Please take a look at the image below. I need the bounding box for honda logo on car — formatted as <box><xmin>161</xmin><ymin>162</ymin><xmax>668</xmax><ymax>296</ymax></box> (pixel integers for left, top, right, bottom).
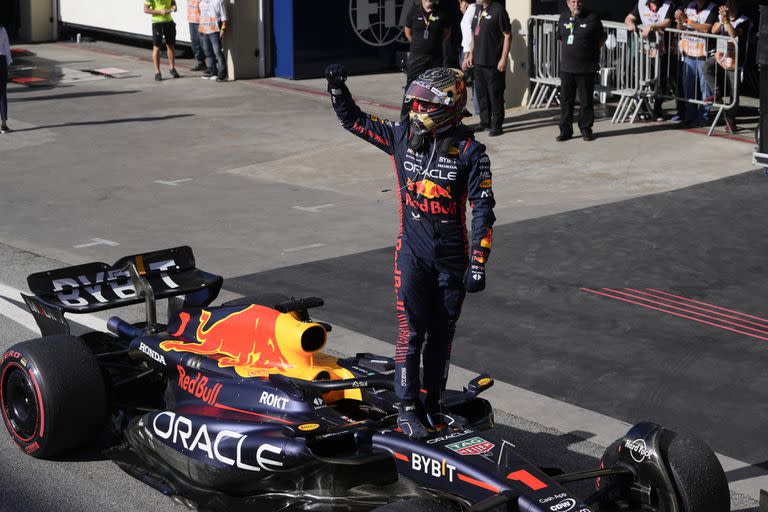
<box><xmin>550</xmin><ymin>498</ymin><xmax>576</xmax><ymax>512</ymax></box>
<box><xmin>411</xmin><ymin>453</ymin><xmax>456</xmax><ymax>482</ymax></box>
<box><xmin>152</xmin><ymin>412</ymin><xmax>283</xmax><ymax>472</ymax></box>
<box><xmin>625</xmin><ymin>438</ymin><xmax>655</xmax><ymax>462</ymax></box>
<box><xmin>139</xmin><ymin>343</ymin><xmax>166</xmax><ymax>365</ymax></box>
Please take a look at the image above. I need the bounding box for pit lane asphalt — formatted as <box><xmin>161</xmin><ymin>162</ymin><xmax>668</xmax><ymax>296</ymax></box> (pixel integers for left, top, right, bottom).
<box><xmin>0</xmin><ymin>41</ymin><xmax>762</xmax><ymax>511</ymax></box>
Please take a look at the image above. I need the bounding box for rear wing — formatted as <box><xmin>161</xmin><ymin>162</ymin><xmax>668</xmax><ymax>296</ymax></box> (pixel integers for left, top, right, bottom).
<box><xmin>23</xmin><ymin>246</ymin><xmax>223</xmax><ymax>335</ymax></box>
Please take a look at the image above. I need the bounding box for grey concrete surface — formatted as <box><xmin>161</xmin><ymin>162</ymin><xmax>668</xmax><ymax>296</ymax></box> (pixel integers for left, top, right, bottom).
<box><xmin>0</xmin><ymin>41</ymin><xmax>762</xmax><ymax>511</ymax></box>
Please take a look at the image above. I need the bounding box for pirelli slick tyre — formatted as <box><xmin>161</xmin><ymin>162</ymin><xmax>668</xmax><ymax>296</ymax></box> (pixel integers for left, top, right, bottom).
<box><xmin>0</xmin><ymin>335</ymin><xmax>108</xmax><ymax>458</ymax></box>
<box><xmin>371</xmin><ymin>498</ymin><xmax>447</xmax><ymax>512</ymax></box>
<box><xmin>599</xmin><ymin>428</ymin><xmax>729</xmax><ymax>512</ymax></box>
<box><xmin>659</xmin><ymin>429</ymin><xmax>729</xmax><ymax>512</ymax></box>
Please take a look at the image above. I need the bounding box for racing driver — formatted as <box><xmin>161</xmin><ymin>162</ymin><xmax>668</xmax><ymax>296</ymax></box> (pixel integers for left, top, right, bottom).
<box><xmin>326</xmin><ymin>64</ymin><xmax>496</xmax><ymax>438</ymax></box>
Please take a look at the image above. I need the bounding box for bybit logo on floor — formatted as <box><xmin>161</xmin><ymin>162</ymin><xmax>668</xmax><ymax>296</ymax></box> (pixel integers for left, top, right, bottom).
<box><xmin>349</xmin><ymin>0</ymin><xmax>408</xmax><ymax>47</ymax></box>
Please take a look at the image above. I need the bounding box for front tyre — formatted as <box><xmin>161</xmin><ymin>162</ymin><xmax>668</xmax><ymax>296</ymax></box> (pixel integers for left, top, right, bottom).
<box><xmin>0</xmin><ymin>336</ymin><xmax>108</xmax><ymax>458</ymax></box>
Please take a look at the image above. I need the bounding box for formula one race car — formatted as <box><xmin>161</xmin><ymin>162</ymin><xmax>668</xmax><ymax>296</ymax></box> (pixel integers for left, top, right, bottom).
<box><xmin>1</xmin><ymin>247</ymin><xmax>730</xmax><ymax>511</ymax></box>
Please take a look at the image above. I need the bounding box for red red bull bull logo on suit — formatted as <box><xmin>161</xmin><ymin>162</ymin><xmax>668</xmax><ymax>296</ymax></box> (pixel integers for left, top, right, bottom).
<box><xmin>406</xmin><ymin>179</ymin><xmax>452</xmax><ymax>199</ymax></box>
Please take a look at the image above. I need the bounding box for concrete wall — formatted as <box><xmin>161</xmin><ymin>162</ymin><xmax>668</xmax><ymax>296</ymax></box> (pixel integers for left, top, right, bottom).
<box><xmin>19</xmin><ymin>0</ymin><xmax>54</xmax><ymax>42</ymax></box>
<box><xmin>504</xmin><ymin>0</ymin><xmax>533</xmax><ymax>108</ymax></box>
<box><xmin>224</xmin><ymin>0</ymin><xmax>263</xmax><ymax>80</ymax></box>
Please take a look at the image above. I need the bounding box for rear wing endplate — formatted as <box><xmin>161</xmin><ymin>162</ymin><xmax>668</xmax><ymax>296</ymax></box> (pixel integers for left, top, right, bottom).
<box><xmin>24</xmin><ymin>246</ymin><xmax>223</xmax><ymax>335</ymax></box>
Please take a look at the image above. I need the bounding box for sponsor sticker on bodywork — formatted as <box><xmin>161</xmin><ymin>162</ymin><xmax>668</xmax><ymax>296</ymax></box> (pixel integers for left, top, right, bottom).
<box><xmin>446</xmin><ymin>436</ymin><xmax>495</xmax><ymax>456</ymax></box>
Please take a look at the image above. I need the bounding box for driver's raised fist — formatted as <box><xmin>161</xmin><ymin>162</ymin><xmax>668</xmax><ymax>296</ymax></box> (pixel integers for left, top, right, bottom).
<box><xmin>325</xmin><ymin>64</ymin><xmax>348</xmax><ymax>87</ymax></box>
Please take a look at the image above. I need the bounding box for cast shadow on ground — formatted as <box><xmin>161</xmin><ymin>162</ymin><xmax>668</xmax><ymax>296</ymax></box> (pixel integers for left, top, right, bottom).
<box><xmin>726</xmin><ymin>460</ymin><xmax>768</xmax><ymax>484</ymax></box>
<box><xmin>10</xmin><ymin>113</ymin><xmax>195</xmax><ymax>132</ymax></box>
<box><xmin>10</xmin><ymin>90</ymin><xmax>141</xmax><ymax>103</ymax></box>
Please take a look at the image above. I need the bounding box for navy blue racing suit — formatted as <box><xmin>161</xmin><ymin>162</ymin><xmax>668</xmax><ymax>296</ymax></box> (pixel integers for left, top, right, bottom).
<box><xmin>329</xmin><ymin>84</ymin><xmax>495</xmax><ymax>404</ymax></box>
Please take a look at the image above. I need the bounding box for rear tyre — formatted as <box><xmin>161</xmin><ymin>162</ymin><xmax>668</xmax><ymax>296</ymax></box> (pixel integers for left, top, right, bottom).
<box><xmin>0</xmin><ymin>336</ymin><xmax>108</xmax><ymax>458</ymax></box>
<box><xmin>371</xmin><ymin>498</ymin><xmax>448</xmax><ymax>512</ymax></box>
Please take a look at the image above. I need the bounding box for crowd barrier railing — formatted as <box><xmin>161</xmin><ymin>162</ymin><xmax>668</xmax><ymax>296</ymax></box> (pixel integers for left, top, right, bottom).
<box><xmin>527</xmin><ymin>15</ymin><xmax>562</xmax><ymax>109</ymax></box>
<box><xmin>526</xmin><ymin>19</ymin><xmax>743</xmax><ymax>135</ymax></box>
<box><xmin>604</xmin><ymin>23</ymin><xmax>662</xmax><ymax>124</ymax></box>
<box><xmin>664</xmin><ymin>28</ymin><xmax>740</xmax><ymax>136</ymax></box>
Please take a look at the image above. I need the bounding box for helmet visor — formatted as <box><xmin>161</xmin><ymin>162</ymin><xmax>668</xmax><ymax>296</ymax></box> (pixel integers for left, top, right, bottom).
<box><xmin>404</xmin><ymin>81</ymin><xmax>456</xmax><ymax>106</ymax></box>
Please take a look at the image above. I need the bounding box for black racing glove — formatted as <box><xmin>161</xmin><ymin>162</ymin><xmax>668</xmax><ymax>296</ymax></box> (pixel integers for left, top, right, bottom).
<box><xmin>325</xmin><ymin>64</ymin><xmax>348</xmax><ymax>88</ymax></box>
<box><xmin>465</xmin><ymin>244</ymin><xmax>489</xmax><ymax>293</ymax></box>
<box><xmin>465</xmin><ymin>263</ymin><xmax>486</xmax><ymax>293</ymax></box>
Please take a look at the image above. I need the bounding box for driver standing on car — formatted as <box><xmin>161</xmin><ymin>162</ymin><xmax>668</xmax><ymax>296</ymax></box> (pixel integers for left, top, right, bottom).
<box><xmin>326</xmin><ymin>64</ymin><xmax>495</xmax><ymax>439</ymax></box>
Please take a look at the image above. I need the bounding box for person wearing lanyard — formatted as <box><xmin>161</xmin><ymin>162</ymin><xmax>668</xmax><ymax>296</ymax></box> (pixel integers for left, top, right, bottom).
<box><xmin>625</xmin><ymin>0</ymin><xmax>675</xmax><ymax>120</ymax></box>
<box><xmin>463</xmin><ymin>0</ymin><xmax>511</xmax><ymax>137</ymax></box>
<box><xmin>0</xmin><ymin>23</ymin><xmax>11</xmax><ymax>134</ymax></box>
<box><xmin>401</xmin><ymin>0</ymin><xmax>451</xmax><ymax>121</ymax></box>
<box><xmin>556</xmin><ymin>0</ymin><xmax>605</xmax><ymax>142</ymax></box>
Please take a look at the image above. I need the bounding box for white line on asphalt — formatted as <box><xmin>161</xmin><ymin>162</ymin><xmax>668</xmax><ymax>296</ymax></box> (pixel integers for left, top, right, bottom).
<box><xmin>0</xmin><ymin>283</ymin><xmax>108</xmax><ymax>334</ymax></box>
<box><xmin>292</xmin><ymin>204</ymin><xmax>335</xmax><ymax>213</ymax></box>
<box><xmin>154</xmin><ymin>179</ymin><xmax>193</xmax><ymax>186</ymax></box>
<box><xmin>282</xmin><ymin>243</ymin><xmax>325</xmax><ymax>253</ymax></box>
<box><xmin>0</xmin><ymin>284</ymin><xmax>42</xmax><ymax>332</ymax></box>
<box><xmin>73</xmin><ymin>238</ymin><xmax>120</xmax><ymax>249</ymax></box>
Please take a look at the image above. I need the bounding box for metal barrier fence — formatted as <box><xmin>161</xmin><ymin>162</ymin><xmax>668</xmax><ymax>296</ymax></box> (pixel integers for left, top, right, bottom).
<box><xmin>602</xmin><ymin>22</ymin><xmax>661</xmax><ymax>124</ymax></box>
<box><xmin>664</xmin><ymin>28</ymin><xmax>740</xmax><ymax>136</ymax></box>
<box><xmin>527</xmin><ymin>15</ymin><xmax>561</xmax><ymax>109</ymax></box>
<box><xmin>526</xmin><ymin>17</ymin><xmax>743</xmax><ymax>136</ymax></box>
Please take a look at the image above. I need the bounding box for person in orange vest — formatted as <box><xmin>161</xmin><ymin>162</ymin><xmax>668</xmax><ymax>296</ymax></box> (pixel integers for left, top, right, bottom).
<box><xmin>198</xmin><ymin>0</ymin><xmax>228</xmax><ymax>82</ymax></box>
<box><xmin>187</xmin><ymin>0</ymin><xmax>207</xmax><ymax>72</ymax></box>
<box><xmin>672</xmin><ymin>0</ymin><xmax>718</xmax><ymax>125</ymax></box>
<box><xmin>144</xmin><ymin>0</ymin><xmax>180</xmax><ymax>81</ymax></box>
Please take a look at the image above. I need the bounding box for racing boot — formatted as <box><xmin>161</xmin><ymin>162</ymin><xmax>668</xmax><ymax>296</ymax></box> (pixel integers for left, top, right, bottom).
<box><xmin>425</xmin><ymin>397</ymin><xmax>468</xmax><ymax>430</ymax></box>
<box><xmin>397</xmin><ymin>401</ymin><xmax>430</xmax><ymax>439</ymax></box>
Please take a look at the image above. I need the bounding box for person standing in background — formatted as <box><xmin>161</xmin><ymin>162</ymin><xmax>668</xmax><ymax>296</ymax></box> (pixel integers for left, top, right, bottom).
<box><xmin>556</xmin><ymin>0</ymin><xmax>605</xmax><ymax>142</ymax></box>
<box><xmin>442</xmin><ymin>0</ymin><xmax>462</xmax><ymax>68</ymax></box>
<box><xmin>464</xmin><ymin>0</ymin><xmax>512</xmax><ymax>136</ymax></box>
<box><xmin>400</xmin><ymin>0</ymin><xmax>451</xmax><ymax>121</ymax></box>
<box><xmin>187</xmin><ymin>0</ymin><xmax>207</xmax><ymax>72</ymax></box>
<box><xmin>198</xmin><ymin>0</ymin><xmax>228</xmax><ymax>82</ymax></box>
<box><xmin>0</xmin><ymin>23</ymin><xmax>12</xmax><ymax>134</ymax></box>
<box><xmin>459</xmin><ymin>0</ymin><xmax>481</xmax><ymax>115</ymax></box>
<box><xmin>144</xmin><ymin>0</ymin><xmax>180</xmax><ymax>81</ymax></box>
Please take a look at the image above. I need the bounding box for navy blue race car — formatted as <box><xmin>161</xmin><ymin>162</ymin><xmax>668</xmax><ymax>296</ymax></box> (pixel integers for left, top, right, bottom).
<box><xmin>0</xmin><ymin>247</ymin><xmax>731</xmax><ymax>511</ymax></box>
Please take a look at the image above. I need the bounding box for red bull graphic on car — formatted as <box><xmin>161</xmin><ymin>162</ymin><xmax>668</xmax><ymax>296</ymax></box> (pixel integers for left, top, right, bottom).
<box><xmin>160</xmin><ymin>305</ymin><xmax>291</xmax><ymax>378</ymax></box>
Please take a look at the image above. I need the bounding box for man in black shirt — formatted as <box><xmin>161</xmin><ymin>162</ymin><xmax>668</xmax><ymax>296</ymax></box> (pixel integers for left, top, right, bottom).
<box><xmin>401</xmin><ymin>0</ymin><xmax>452</xmax><ymax>121</ymax></box>
<box><xmin>464</xmin><ymin>0</ymin><xmax>512</xmax><ymax>136</ymax></box>
<box><xmin>557</xmin><ymin>0</ymin><xmax>606</xmax><ymax>141</ymax></box>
